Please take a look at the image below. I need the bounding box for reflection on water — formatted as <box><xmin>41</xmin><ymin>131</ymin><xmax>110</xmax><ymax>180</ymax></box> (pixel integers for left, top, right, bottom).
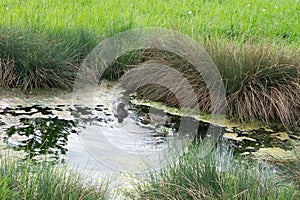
<box><xmin>6</xmin><ymin>117</ymin><xmax>77</xmax><ymax>160</ymax></box>
<box><xmin>0</xmin><ymin>103</ymin><xmax>184</xmax><ymax>165</ymax></box>
<box><xmin>0</xmin><ymin>102</ymin><xmax>296</xmax><ymax>161</ymax></box>
<box><xmin>0</xmin><ymin>101</ymin><xmax>297</xmax><ymax>182</ymax></box>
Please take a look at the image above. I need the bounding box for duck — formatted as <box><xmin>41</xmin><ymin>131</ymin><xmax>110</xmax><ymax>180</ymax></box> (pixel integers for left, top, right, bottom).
<box><xmin>113</xmin><ymin>102</ymin><xmax>128</xmax><ymax>123</ymax></box>
<box><xmin>140</xmin><ymin>113</ymin><xmax>171</xmax><ymax>126</ymax></box>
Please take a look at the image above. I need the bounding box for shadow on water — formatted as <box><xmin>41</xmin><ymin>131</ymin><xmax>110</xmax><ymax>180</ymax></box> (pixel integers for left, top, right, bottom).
<box><xmin>0</xmin><ymin>103</ymin><xmax>185</xmax><ymax>163</ymax></box>
<box><xmin>0</xmin><ymin>105</ymin><xmax>109</xmax><ymax>162</ymax></box>
<box><xmin>6</xmin><ymin>117</ymin><xmax>77</xmax><ymax>160</ymax></box>
<box><xmin>0</xmin><ymin>103</ymin><xmax>297</xmax><ymax>163</ymax></box>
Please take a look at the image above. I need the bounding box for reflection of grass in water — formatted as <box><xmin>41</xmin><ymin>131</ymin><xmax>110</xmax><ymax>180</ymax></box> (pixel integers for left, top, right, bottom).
<box><xmin>0</xmin><ymin>155</ymin><xmax>107</xmax><ymax>199</ymax></box>
<box><xmin>6</xmin><ymin>117</ymin><xmax>77</xmax><ymax>159</ymax></box>
<box><xmin>130</xmin><ymin>143</ymin><xmax>299</xmax><ymax>199</ymax></box>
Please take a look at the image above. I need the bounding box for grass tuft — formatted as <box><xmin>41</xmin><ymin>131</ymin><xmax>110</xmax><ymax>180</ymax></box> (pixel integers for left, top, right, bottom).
<box><xmin>0</xmin><ymin>28</ymin><xmax>99</xmax><ymax>90</ymax></box>
<box><xmin>119</xmin><ymin>41</ymin><xmax>300</xmax><ymax>129</ymax></box>
<box><xmin>0</xmin><ymin>154</ymin><xmax>107</xmax><ymax>200</ymax></box>
<box><xmin>204</xmin><ymin>39</ymin><xmax>300</xmax><ymax>128</ymax></box>
<box><xmin>130</xmin><ymin>143</ymin><xmax>299</xmax><ymax>199</ymax></box>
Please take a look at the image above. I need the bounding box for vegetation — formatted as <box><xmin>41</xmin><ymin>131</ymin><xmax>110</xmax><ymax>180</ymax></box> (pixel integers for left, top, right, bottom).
<box><xmin>0</xmin><ymin>154</ymin><xmax>107</xmax><ymax>200</ymax></box>
<box><xmin>119</xmin><ymin>44</ymin><xmax>299</xmax><ymax>129</ymax></box>
<box><xmin>206</xmin><ymin>40</ymin><xmax>299</xmax><ymax>128</ymax></box>
<box><xmin>0</xmin><ymin>28</ymin><xmax>98</xmax><ymax>89</ymax></box>
<box><xmin>130</xmin><ymin>143</ymin><xmax>299</xmax><ymax>200</ymax></box>
<box><xmin>0</xmin><ymin>1</ymin><xmax>299</xmax><ymax>199</ymax></box>
<box><xmin>0</xmin><ymin>0</ymin><xmax>299</xmax><ymax>127</ymax></box>
<box><xmin>0</xmin><ymin>0</ymin><xmax>298</xmax><ymax>43</ymax></box>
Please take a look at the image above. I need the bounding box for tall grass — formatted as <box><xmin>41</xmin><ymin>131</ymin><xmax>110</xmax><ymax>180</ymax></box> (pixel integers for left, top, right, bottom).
<box><xmin>0</xmin><ymin>155</ymin><xmax>107</xmax><ymax>200</ymax></box>
<box><xmin>130</xmin><ymin>143</ymin><xmax>299</xmax><ymax>199</ymax></box>
<box><xmin>0</xmin><ymin>0</ymin><xmax>299</xmax><ymax>126</ymax></box>
<box><xmin>204</xmin><ymin>39</ymin><xmax>300</xmax><ymax>128</ymax></box>
<box><xmin>0</xmin><ymin>28</ymin><xmax>100</xmax><ymax>90</ymax></box>
<box><xmin>119</xmin><ymin>42</ymin><xmax>299</xmax><ymax>128</ymax></box>
<box><xmin>0</xmin><ymin>0</ymin><xmax>298</xmax><ymax>44</ymax></box>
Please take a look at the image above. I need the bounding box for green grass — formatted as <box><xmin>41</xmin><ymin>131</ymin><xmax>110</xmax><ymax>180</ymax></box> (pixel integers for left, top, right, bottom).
<box><xmin>0</xmin><ymin>0</ymin><xmax>299</xmax><ymax>44</ymax></box>
<box><xmin>0</xmin><ymin>28</ymin><xmax>99</xmax><ymax>89</ymax></box>
<box><xmin>0</xmin><ymin>154</ymin><xmax>107</xmax><ymax>200</ymax></box>
<box><xmin>0</xmin><ymin>2</ymin><xmax>299</xmax><ymax>197</ymax></box>
<box><xmin>130</xmin><ymin>143</ymin><xmax>299</xmax><ymax>200</ymax></box>
<box><xmin>0</xmin><ymin>0</ymin><xmax>299</xmax><ymax>125</ymax></box>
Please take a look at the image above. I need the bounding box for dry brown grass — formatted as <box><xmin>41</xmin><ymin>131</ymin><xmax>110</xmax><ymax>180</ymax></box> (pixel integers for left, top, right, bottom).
<box><xmin>117</xmin><ymin>40</ymin><xmax>300</xmax><ymax>129</ymax></box>
<box><xmin>0</xmin><ymin>58</ymin><xmax>19</xmax><ymax>88</ymax></box>
<box><xmin>205</xmin><ymin>40</ymin><xmax>300</xmax><ymax>128</ymax></box>
<box><xmin>119</xmin><ymin>48</ymin><xmax>213</xmax><ymax>113</ymax></box>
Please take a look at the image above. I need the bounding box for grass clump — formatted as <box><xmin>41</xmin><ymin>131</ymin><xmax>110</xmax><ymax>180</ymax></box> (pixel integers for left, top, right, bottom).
<box><xmin>205</xmin><ymin>40</ymin><xmax>300</xmax><ymax>128</ymax></box>
<box><xmin>0</xmin><ymin>155</ymin><xmax>107</xmax><ymax>200</ymax></box>
<box><xmin>118</xmin><ymin>42</ymin><xmax>299</xmax><ymax>129</ymax></box>
<box><xmin>0</xmin><ymin>28</ymin><xmax>99</xmax><ymax>90</ymax></box>
<box><xmin>131</xmin><ymin>143</ymin><xmax>299</xmax><ymax>199</ymax></box>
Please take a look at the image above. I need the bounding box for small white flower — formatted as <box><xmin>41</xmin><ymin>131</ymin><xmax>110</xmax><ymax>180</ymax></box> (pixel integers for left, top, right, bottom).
<box><xmin>247</xmin><ymin>4</ymin><xmax>251</xmax><ymax>7</ymax></box>
<box><xmin>5</xmin><ymin>7</ymin><xmax>9</xmax><ymax>10</ymax></box>
<box><xmin>275</xmin><ymin>6</ymin><xmax>278</xmax><ymax>9</ymax></box>
<box><xmin>262</xmin><ymin>8</ymin><xmax>266</xmax><ymax>12</ymax></box>
<box><xmin>188</xmin><ymin>10</ymin><xmax>193</xmax><ymax>15</ymax></box>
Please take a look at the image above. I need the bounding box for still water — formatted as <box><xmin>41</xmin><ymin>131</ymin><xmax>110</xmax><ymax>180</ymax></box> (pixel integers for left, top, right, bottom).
<box><xmin>0</xmin><ymin>86</ymin><xmax>297</xmax><ymax>193</ymax></box>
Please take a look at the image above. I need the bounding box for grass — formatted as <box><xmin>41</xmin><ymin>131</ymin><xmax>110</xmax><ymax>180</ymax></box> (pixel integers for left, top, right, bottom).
<box><xmin>130</xmin><ymin>142</ymin><xmax>299</xmax><ymax>200</ymax></box>
<box><xmin>119</xmin><ymin>43</ymin><xmax>299</xmax><ymax>129</ymax></box>
<box><xmin>0</xmin><ymin>28</ymin><xmax>99</xmax><ymax>89</ymax></box>
<box><xmin>0</xmin><ymin>154</ymin><xmax>107</xmax><ymax>200</ymax></box>
<box><xmin>204</xmin><ymin>40</ymin><xmax>300</xmax><ymax>128</ymax></box>
<box><xmin>0</xmin><ymin>2</ymin><xmax>299</xmax><ymax>197</ymax></box>
<box><xmin>0</xmin><ymin>1</ymin><xmax>299</xmax><ymax>124</ymax></box>
<box><xmin>2</xmin><ymin>144</ymin><xmax>299</xmax><ymax>200</ymax></box>
<box><xmin>0</xmin><ymin>0</ymin><xmax>298</xmax><ymax>44</ymax></box>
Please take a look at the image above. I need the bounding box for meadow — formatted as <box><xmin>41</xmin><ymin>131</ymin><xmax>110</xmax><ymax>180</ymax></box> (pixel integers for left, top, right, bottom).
<box><xmin>0</xmin><ymin>0</ymin><xmax>299</xmax><ymax>43</ymax></box>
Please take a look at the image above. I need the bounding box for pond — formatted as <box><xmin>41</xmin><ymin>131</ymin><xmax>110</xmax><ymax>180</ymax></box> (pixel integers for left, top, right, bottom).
<box><xmin>0</xmin><ymin>85</ymin><xmax>299</xmax><ymax>189</ymax></box>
